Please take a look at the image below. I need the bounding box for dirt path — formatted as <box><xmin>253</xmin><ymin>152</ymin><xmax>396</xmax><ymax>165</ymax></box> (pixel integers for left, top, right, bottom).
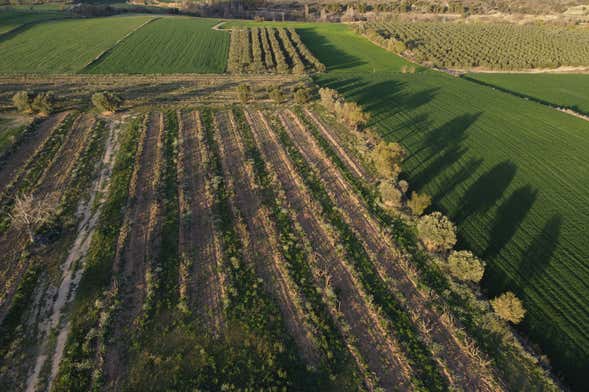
<box><xmin>282</xmin><ymin>109</ymin><xmax>503</xmax><ymax>391</ymax></box>
<box><xmin>0</xmin><ymin>112</ymin><xmax>69</xmax><ymax>193</ymax></box>
<box><xmin>215</xmin><ymin>109</ymin><xmax>320</xmax><ymax>365</ymax></box>
<box><xmin>247</xmin><ymin>108</ymin><xmax>413</xmax><ymax>391</ymax></box>
<box><xmin>25</xmin><ymin>117</ymin><xmax>121</xmax><ymax>392</ymax></box>
<box><xmin>178</xmin><ymin>110</ymin><xmax>225</xmax><ymax>333</ymax></box>
<box><xmin>103</xmin><ymin>112</ymin><xmax>164</xmax><ymax>388</ymax></box>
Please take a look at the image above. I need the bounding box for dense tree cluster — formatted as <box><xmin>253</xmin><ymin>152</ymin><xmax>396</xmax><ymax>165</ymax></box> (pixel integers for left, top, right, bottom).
<box><xmin>366</xmin><ymin>21</ymin><xmax>589</xmax><ymax>69</ymax></box>
<box><xmin>228</xmin><ymin>27</ymin><xmax>325</xmax><ymax>74</ymax></box>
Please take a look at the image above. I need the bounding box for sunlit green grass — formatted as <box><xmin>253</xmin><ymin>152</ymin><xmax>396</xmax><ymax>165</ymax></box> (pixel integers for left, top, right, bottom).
<box><xmin>0</xmin><ymin>16</ymin><xmax>152</xmax><ymax>73</ymax></box>
<box><xmin>85</xmin><ymin>17</ymin><xmax>229</xmax><ymax>74</ymax></box>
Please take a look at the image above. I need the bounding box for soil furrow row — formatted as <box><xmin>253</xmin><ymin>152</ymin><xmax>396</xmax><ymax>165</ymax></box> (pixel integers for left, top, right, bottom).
<box><xmin>247</xmin><ymin>108</ymin><xmax>413</xmax><ymax>391</ymax></box>
<box><xmin>282</xmin><ymin>108</ymin><xmax>502</xmax><ymax>391</ymax></box>
<box><xmin>216</xmin><ymin>109</ymin><xmax>320</xmax><ymax>365</ymax></box>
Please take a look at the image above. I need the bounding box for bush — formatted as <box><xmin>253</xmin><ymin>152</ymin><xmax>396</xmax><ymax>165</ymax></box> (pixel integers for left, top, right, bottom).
<box><xmin>378</xmin><ymin>180</ymin><xmax>403</xmax><ymax>210</ymax></box>
<box><xmin>447</xmin><ymin>250</ymin><xmax>485</xmax><ymax>282</ymax></box>
<box><xmin>372</xmin><ymin>141</ymin><xmax>406</xmax><ymax>179</ymax></box>
<box><xmin>237</xmin><ymin>84</ymin><xmax>253</xmax><ymax>103</ymax></box>
<box><xmin>417</xmin><ymin>212</ymin><xmax>456</xmax><ymax>253</ymax></box>
<box><xmin>267</xmin><ymin>86</ymin><xmax>284</xmax><ymax>103</ymax></box>
<box><xmin>294</xmin><ymin>86</ymin><xmax>312</xmax><ymax>104</ymax></box>
<box><xmin>92</xmin><ymin>92</ymin><xmax>122</xmax><ymax>113</ymax></box>
<box><xmin>398</xmin><ymin>179</ymin><xmax>409</xmax><ymax>194</ymax></box>
<box><xmin>12</xmin><ymin>91</ymin><xmax>32</xmax><ymax>113</ymax></box>
<box><xmin>491</xmin><ymin>292</ymin><xmax>526</xmax><ymax>324</ymax></box>
<box><xmin>31</xmin><ymin>92</ymin><xmax>54</xmax><ymax>115</ymax></box>
<box><xmin>407</xmin><ymin>191</ymin><xmax>431</xmax><ymax>215</ymax></box>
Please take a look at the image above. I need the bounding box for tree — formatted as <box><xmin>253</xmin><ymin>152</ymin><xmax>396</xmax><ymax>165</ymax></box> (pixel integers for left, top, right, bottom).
<box><xmin>407</xmin><ymin>191</ymin><xmax>431</xmax><ymax>215</ymax></box>
<box><xmin>417</xmin><ymin>212</ymin><xmax>456</xmax><ymax>253</ymax></box>
<box><xmin>378</xmin><ymin>180</ymin><xmax>402</xmax><ymax>210</ymax></box>
<box><xmin>372</xmin><ymin>141</ymin><xmax>406</xmax><ymax>179</ymax></box>
<box><xmin>319</xmin><ymin>87</ymin><xmax>341</xmax><ymax>112</ymax></box>
<box><xmin>12</xmin><ymin>91</ymin><xmax>32</xmax><ymax>113</ymax></box>
<box><xmin>9</xmin><ymin>193</ymin><xmax>55</xmax><ymax>243</ymax></box>
<box><xmin>491</xmin><ymin>292</ymin><xmax>526</xmax><ymax>324</ymax></box>
<box><xmin>447</xmin><ymin>250</ymin><xmax>485</xmax><ymax>282</ymax></box>
<box><xmin>237</xmin><ymin>84</ymin><xmax>253</xmax><ymax>103</ymax></box>
<box><xmin>92</xmin><ymin>92</ymin><xmax>122</xmax><ymax>113</ymax></box>
<box><xmin>294</xmin><ymin>86</ymin><xmax>312</xmax><ymax>105</ymax></box>
<box><xmin>341</xmin><ymin>101</ymin><xmax>369</xmax><ymax>131</ymax></box>
<box><xmin>31</xmin><ymin>91</ymin><xmax>54</xmax><ymax>115</ymax></box>
<box><xmin>268</xmin><ymin>86</ymin><xmax>284</xmax><ymax>103</ymax></box>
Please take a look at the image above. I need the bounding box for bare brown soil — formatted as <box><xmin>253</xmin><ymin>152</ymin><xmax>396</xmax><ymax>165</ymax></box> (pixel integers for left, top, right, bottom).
<box><xmin>178</xmin><ymin>110</ymin><xmax>225</xmax><ymax>333</ymax></box>
<box><xmin>103</xmin><ymin>112</ymin><xmax>163</xmax><ymax>388</ymax></box>
<box><xmin>215</xmin><ymin>109</ymin><xmax>320</xmax><ymax>365</ymax></box>
<box><xmin>281</xmin><ymin>108</ymin><xmax>503</xmax><ymax>391</ymax></box>
<box><xmin>246</xmin><ymin>108</ymin><xmax>414</xmax><ymax>391</ymax></box>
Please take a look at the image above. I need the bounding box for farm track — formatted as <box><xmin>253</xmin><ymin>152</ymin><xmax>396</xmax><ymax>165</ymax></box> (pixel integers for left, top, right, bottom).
<box><xmin>215</xmin><ymin>110</ymin><xmax>320</xmax><ymax>365</ymax></box>
<box><xmin>103</xmin><ymin>112</ymin><xmax>163</xmax><ymax>388</ymax></box>
<box><xmin>246</xmin><ymin>108</ymin><xmax>413</xmax><ymax>391</ymax></box>
<box><xmin>281</xmin><ymin>109</ymin><xmax>503</xmax><ymax>391</ymax></box>
<box><xmin>178</xmin><ymin>110</ymin><xmax>225</xmax><ymax>333</ymax></box>
<box><xmin>26</xmin><ymin>116</ymin><xmax>120</xmax><ymax>392</ymax></box>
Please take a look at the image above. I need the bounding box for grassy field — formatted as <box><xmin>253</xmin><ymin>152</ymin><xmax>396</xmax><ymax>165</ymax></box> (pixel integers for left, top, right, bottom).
<box><xmin>85</xmin><ymin>17</ymin><xmax>229</xmax><ymax>74</ymax></box>
<box><xmin>0</xmin><ymin>8</ymin><xmax>67</xmax><ymax>35</ymax></box>
<box><xmin>224</xmin><ymin>21</ymin><xmax>589</xmax><ymax>388</ymax></box>
<box><xmin>465</xmin><ymin>73</ymin><xmax>589</xmax><ymax>114</ymax></box>
<box><xmin>0</xmin><ymin>16</ymin><xmax>153</xmax><ymax>74</ymax></box>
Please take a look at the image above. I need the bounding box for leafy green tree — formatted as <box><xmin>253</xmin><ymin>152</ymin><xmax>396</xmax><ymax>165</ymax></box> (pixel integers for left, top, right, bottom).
<box><xmin>407</xmin><ymin>191</ymin><xmax>431</xmax><ymax>215</ymax></box>
<box><xmin>378</xmin><ymin>180</ymin><xmax>402</xmax><ymax>209</ymax></box>
<box><xmin>237</xmin><ymin>84</ymin><xmax>253</xmax><ymax>103</ymax></box>
<box><xmin>417</xmin><ymin>212</ymin><xmax>456</xmax><ymax>253</ymax></box>
<box><xmin>447</xmin><ymin>250</ymin><xmax>485</xmax><ymax>282</ymax></box>
<box><xmin>268</xmin><ymin>86</ymin><xmax>284</xmax><ymax>103</ymax></box>
<box><xmin>31</xmin><ymin>92</ymin><xmax>54</xmax><ymax>115</ymax></box>
<box><xmin>294</xmin><ymin>86</ymin><xmax>312</xmax><ymax>105</ymax></box>
<box><xmin>491</xmin><ymin>292</ymin><xmax>526</xmax><ymax>324</ymax></box>
<box><xmin>92</xmin><ymin>92</ymin><xmax>122</xmax><ymax>113</ymax></box>
<box><xmin>12</xmin><ymin>91</ymin><xmax>32</xmax><ymax>113</ymax></box>
<box><xmin>372</xmin><ymin>141</ymin><xmax>406</xmax><ymax>179</ymax></box>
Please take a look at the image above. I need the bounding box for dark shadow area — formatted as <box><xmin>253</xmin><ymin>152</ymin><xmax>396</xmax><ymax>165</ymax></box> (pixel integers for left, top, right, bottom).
<box><xmin>382</xmin><ymin>113</ymin><xmax>432</xmax><ymax>143</ymax></box>
<box><xmin>297</xmin><ymin>27</ymin><xmax>367</xmax><ymax>71</ymax></box>
<box><xmin>456</xmin><ymin>160</ymin><xmax>517</xmax><ymax>224</ymax></box>
<box><xmin>411</xmin><ymin>145</ymin><xmax>468</xmax><ymax>191</ymax></box>
<box><xmin>432</xmin><ymin>157</ymin><xmax>484</xmax><ymax>205</ymax></box>
<box><xmin>517</xmin><ymin>214</ymin><xmax>562</xmax><ymax>286</ymax></box>
<box><xmin>483</xmin><ymin>185</ymin><xmax>538</xmax><ymax>259</ymax></box>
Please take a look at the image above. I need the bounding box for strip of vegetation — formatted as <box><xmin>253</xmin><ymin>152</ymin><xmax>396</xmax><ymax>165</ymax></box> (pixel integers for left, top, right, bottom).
<box><xmin>298</xmin><ymin>108</ymin><xmax>558</xmax><ymax>390</ymax></box>
<box><xmin>52</xmin><ymin>117</ymin><xmax>144</xmax><ymax>392</ymax></box>
<box><xmin>232</xmin><ymin>107</ymin><xmax>362</xmax><ymax>387</ymax></box>
<box><xmin>0</xmin><ymin>114</ymin><xmax>76</xmax><ymax>231</ymax></box>
<box><xmin>274</xmin><ymin>115</ymin><xmax>447</xmax><ymax>391</ymax></box>
<box><xmin>0</xmin><ymin>118</ymin><xmax>42</xmax><ymax>165</ymax></box>
<box><xmin>200</xmin><ymin>107</ymin><xmax>321</xmax><ymax>389</ymax></box>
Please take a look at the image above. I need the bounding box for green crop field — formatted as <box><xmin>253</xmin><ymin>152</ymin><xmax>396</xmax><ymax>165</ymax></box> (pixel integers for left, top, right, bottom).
<box><xmin>84</xmin><ymin>17</ymin><xmax>229</xmax><ymax>74</ymax></box>
<box><xmin>465</xmin><ymin>73</ymin><xmax>589</xmax><ymax>114</ymax></box>
<box><xmin>224</xmin><ymin>21</ymin><xmax>589</xmax><ymax>388</ymax></box>
<box><xmin>0</xmin><ymin>9</ymin><xmax>67</xmax><ymax>35</ymax></box>
<box><xmin>0</xmin><ymin>15</ymin><xmax>152</xmax><ymax>74</ymax></box>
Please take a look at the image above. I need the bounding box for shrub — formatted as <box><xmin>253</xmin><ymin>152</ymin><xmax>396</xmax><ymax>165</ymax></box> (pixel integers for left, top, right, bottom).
<box><xmin>491</xmin><ymin>292</ymin><xmax>526</xmax><ymax>324</ymax></box>
<box><xmin>407</xmin><ymin>191</ymin><xmax>431</xmax><ymax>215</ymax></box>
<box><xmin>92</xmin><ymin>92</ymin><xmax>122</xmax><ymax>113</ymax></box>
<box><xmin>339</xmin><ymin>101</ymin><xmax>369</xmax><ymax>131</ymax></box>
<box><xmin>378</xmin><ymin>180</ymin><xmax>403</xmax><ymax>210</ymax></box>
<box><xmin>294</xmin><ymin>86</ymin><xmax>312</xmax><ymax>104</ymax></box>
<box><xmin>12</xmin><ymin>91</ymin><xmax>32</xmax><ymax>113</ymax></box>
<box><xmin>237</xmin><ymin>84</ymin><xmax>252</xmax><ymax>103</ymax></box>
<box><xmin>268</xmin><ymin>86</ymin><xmax>284</xmax><ymax>103</ymax></box>
<box><xmin>31</xmin><ymin>92</ymin><xmax>54</xmax><ymax>115</ymax></box>
<box><xmin>398</xmin><ymin>179</ymin><xmax>409</xmax><ymax>194</ymax></box>
<box><xmin>417</xmin><ymin>212</ymin><xmax>456</xmax><ymax>253</ymax></box>
<box><xmin>372</xmin><ymin>141</ymin><xmax>406</xmax><ymax>179</ymax></box>
<box><xmin>447</xmin><ymin>250</ymin><xmax>485</xmax><ymax>282</ymax></box>
<box><xmin>319</xmin><ymin>87</ymin><xmax>341</xmax><ymax>112</ymax></box>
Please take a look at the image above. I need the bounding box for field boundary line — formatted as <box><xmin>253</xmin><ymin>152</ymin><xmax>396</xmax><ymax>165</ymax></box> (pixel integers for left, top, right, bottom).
<box><xmin>78</xmin><ymin>16</ymin><xmax>160</xmax><ymax>73</ymax></box>
<box><xmin>0</xmin><ymin>16</ymin><xmax>70</xmax><ymax>43</ymax></box>
<box><xmin>211</xmin><ymin>21</ymin><xmax>227</xmax><ymax>31</ymax></box>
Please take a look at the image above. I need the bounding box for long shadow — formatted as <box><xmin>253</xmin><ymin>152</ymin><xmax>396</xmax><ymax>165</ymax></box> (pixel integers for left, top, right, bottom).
<box><xmin>411</xmin><ymin>145</ymin><xmax>468</xmax><ymax>191</ymax></box>
<box><xmin>483</xmin><ymin>185</ymin><xmax>538</xmax><ymax>259</ymax></box>
<box><xmin>433</xmin><ymin>157</ymin><xmax>484</xmax><ymax>205</ymax></box>
<box><xmin>297</xmin><ymin>27</ymin><xmax>366</xmax><ymax>71</ymax></box>
<box><xmin>517</xmin><ymin>214</ymin><xmax>562</xmax><ymax>286</ymax></box>
<box><xmin>455</xmin><ymin>160</ymin><xmax>517</xmax><ymax>224</ymax></box>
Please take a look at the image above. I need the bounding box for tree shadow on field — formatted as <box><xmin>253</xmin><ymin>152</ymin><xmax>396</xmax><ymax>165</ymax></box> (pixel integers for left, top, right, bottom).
<box><xmin>455</xmin><ymin>160</ymin><xmax>517</xmax><ymax>224</ymax></box>
<box><xmin>517</xmin><ymin>214</ymin><xmax>562</xmax><ymax>287</ymax></box>
<box><xmin>483</xmin><ymin>185</ymin><xmax>539</xmax><ymax>259</ymax></box>
<box><xmin>297</xmin><ymin>27</ymin><xmax>366</xmax><ymax>71</ymax></box>
<box><xmin>433</xmin><ymin>157</ymin><xmax>484</xmax><ymax>205</ymax></box>
<box><xmin>411</xmin><ymin>145</ymin><xmax>468</xmax><ymax>191</ymax></box>
<box><xmin>382</xmin><ymin>113</ymin><xmax>432</xmax><ymax>143</ymax></box>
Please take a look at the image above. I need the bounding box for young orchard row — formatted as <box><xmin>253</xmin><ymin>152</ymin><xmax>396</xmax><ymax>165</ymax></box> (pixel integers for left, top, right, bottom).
<box><xmin>228</xmin><ymin>28</ymin><xmax>325</xmax><ymax>74</ymax></box>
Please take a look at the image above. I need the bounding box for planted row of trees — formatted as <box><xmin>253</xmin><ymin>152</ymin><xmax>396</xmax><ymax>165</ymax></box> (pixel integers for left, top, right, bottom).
<box><xmin>228</xmin><ymin>27</ymin><xmax>326</xmax><ymax>74</ymax></box>
<box><xmin>367</xmin><ymin>21</ymin><xmax>589</xmax><ymax>69</ymax></box>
